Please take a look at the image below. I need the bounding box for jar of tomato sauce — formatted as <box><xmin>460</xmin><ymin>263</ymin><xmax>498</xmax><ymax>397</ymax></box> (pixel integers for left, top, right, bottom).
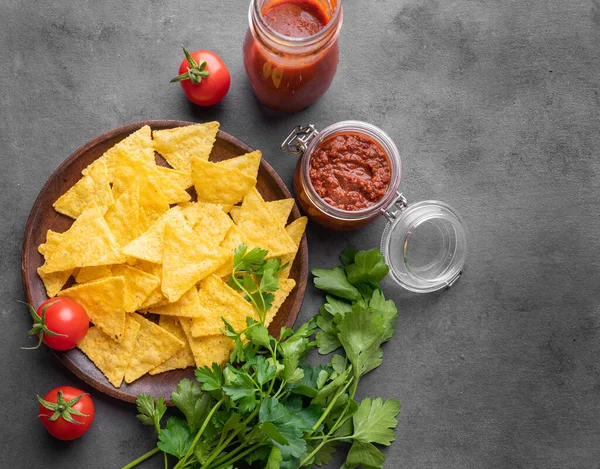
<box><xmin>282</xmin><ymin>120</ymin><xmax>469</xmax><ymax>293</ymax></box>
<box><xmin>243</xmin><ymin>0</ymin><xmax>342</xmax><ymax>112</ymax></box>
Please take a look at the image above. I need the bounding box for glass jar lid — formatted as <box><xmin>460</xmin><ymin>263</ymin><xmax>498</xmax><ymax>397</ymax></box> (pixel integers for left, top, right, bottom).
<box><xmin>380</xmin><ymin>198</ymin><xmax>468</xmax><ymax>293</ymax></box>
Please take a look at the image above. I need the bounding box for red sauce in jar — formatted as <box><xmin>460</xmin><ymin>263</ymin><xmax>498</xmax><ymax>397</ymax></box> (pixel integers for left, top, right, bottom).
<box><xmin>308</xmin><ymin>133</ymin><xmax>392</xmax><ymax>211</ymax></box>
<box><xmin>243</xmin><ymin>0</ymin><xmax>340</xmax><ymax>112</ymax></box>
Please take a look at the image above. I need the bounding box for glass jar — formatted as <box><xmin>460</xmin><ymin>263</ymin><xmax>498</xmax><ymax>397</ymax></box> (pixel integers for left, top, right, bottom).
<box><xmin>243</xmin><ymin>0</ymin><xmax>343</xmax><ymax>112</ymax></box>
<box><xmin>282</xmin><ymin>121</ymin><xmax>468</xmax><ymax>293</ymax></box>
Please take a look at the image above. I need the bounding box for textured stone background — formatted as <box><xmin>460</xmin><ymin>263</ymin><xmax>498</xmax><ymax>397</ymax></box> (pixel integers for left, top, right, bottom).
<box><xmin>2</xmin><ymin>0</ymin><xmax>600</xmax><ymax>468</ymax></box>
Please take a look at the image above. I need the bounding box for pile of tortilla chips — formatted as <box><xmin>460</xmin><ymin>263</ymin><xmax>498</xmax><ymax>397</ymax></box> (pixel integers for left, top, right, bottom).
<box><xmin>37</xmin><ymin>122</ymin><xmax>307</xmax><ymax>388</ymax></box>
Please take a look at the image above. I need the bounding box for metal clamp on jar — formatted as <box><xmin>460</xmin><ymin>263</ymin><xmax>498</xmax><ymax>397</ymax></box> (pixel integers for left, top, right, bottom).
<box><xmin>282</xmin><ymin>120</ymin><xmax>468</xmax><ymax>293</ymax></box>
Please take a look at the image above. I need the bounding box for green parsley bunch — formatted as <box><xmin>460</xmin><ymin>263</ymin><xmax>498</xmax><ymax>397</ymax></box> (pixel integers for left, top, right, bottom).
<box><xmin>124</xmin><ymin>247</ymin><xmax>401</xmax><ymax>469</ymax></box>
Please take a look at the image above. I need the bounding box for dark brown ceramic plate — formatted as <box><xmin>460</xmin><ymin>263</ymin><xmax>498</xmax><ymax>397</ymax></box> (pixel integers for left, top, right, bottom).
<box><xmin>21</xmin><ymin>120</ymin><xmax>308</xmax><ymax>403</ymax></box>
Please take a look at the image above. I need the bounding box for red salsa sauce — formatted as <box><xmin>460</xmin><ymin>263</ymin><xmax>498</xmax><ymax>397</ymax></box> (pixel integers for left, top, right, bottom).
<box><xmin>263</xmin><ymin>1</ymin><xmax>328</xmax><ymax>37</ymax></box>
<box><xmin>309</xmin><ymin>133</ymin><xmax>392</xmax><ymax>211</ymax></box>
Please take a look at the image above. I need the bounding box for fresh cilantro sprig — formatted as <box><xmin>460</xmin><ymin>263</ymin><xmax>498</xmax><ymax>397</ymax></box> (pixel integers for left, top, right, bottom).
<box><xmin>124</xmin><ymin>246</ymin><xmax>401</xmax><ymax>469</ymax></box>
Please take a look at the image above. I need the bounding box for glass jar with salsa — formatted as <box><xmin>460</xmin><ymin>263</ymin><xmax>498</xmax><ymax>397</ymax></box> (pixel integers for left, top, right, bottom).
<box><xmin>282</xmin><ymin>120</ymin><xmax>469</xmax><ymax>293</ymax></box>
<box><xmin>243</xmin><ymin>0</ymin><xmax>342</xmax><ymax>112</ymax></box>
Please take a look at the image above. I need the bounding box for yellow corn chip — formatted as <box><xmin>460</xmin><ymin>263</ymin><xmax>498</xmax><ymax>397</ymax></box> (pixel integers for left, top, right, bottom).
<box><xmin>112</xmin><ymin>264</ymin><xmax>160</xmax><ymax>313</ymax></box>
<box><xmin>191</xmin><ymin>275</ymin><xmax>257</xmax><ymax>337</ymax></box>
<box><xmin>83</xmin><ymin>126</ymin><xmax>154</xmax><ymax>181</ymax></box>
<box><xmin>53</xmin><ymin>160</ymin><xmax>114</xmax><ymax>219</ymax></box>
<box><xmin>192</xmin><ymin>203</ymin><xmax>234</xmax><ymax>246</ymax></box>
<box><xmin>43</xmin><ymin>202</ymin><xmax>124</xmax><ymax>273</ymax></box>
<box><xmin>161</xmin><ymin>222</ymin><xmax>229</xmax><ymax>302</ymax></box>
<box><xmin>147</xmin><ymin>286</ymin><xmax>207</xmax><ymax>318</ymax></box>
<box><xmin>278</xmin><ymin>216</ymin><xmax>307</xmax><ymax>279</ymax></box>
<box><xmin>191</xmin><ymin>157</ymin><xmax>256</xmax><ymax>206</ymax></box>
<box><xmin>59</xmin><ymin>276</ymin><xmax>127</xmax><ymax>342</ymax></box>
<box><xmin>156</xmin><ymin>165</ymin><xmax>193</xmax><ymax>190</ymax></box>
<box><xmin>228</xmin><ymin>206</ymin><xmax>241</xmax><ymax>224</ymax></box>
<box><xmin>139</xmin><ymin>179</ymin><xmax>170</xmax><ymax>231</ymax></box>
<box><xmin>237</xmin><ymin>189</ymin><xmax>297</xmax><ymax>259</ymax></box>
<box><xmin>121</xmin><ymin>207</ymin><xmax>186</xmax><ymax>264</ymax></box>
<box><xmin>268</xmin><ymin>199</ymin><xmax>295</xmax><ymax>226</ymax></box>
<box><xmin>77</xmin><ymin>315</ymin><xmax>141</xmax><ymax>388</ymax></box>
<box><xmin>149</xmin><ymin>316</ymin><xmax>196</xmax><ymax>374</ymax></box>
<box><xmin>216</xmin><ymin>150</ymin><xmax>261</xmax><ymax>179</ymax></box>
<box><xmin>132</xmin><ymin>259</ymin><xmax>168</xmax><ymax>309</ymax></box>
<box><xmin>213</xmin><ymin>224</ymin><xmax>252</xmax><ymax>278</ymax></box>
<box><xmin>180</xmin><ymin>318</ymin><xmax>233</xmax><ymax>368</ymax></box>
<box><xmin>75</xmin><ymin>265</ymin><xmax>113</xmax><ymax>284</ymax></box>
<box><xmin>152</xmin><ymin>122</ymin><xmax>219</xmax><ymax>172</ymax></box>
<box><xmin>38</xmin><ymin>230</ymin><xmax>64</xmax><ymax>256</ymax></box>
<box><xmin>124</xmin><ymin>313</ymin><xmax>184</xmax><ymax>383</ymax></box>
<box><xmin>265</xmin><ymin>278</ymin><xmax>296</xmax><ymax>327</ymax></box>
<box><xmin>105</xmin><ymin>178</ymin><xmax>141</xmax><ymax>247</ymax></box>
<box><xmin>38</xmin><ymin>267</ymin><xmax>73</xmax><ymax>298</ymax></box>
<box><xmin>112</xmin><ymin>152</ymin><xmax>190</xmax><ymax>205</ymax></box>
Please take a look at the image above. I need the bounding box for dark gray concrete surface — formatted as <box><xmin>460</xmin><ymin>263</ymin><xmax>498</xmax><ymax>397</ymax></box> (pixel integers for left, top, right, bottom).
<box><xmin>2</xmin><ymin>0</ymin><xmax>600</xmax><ymax>467</ymax></box>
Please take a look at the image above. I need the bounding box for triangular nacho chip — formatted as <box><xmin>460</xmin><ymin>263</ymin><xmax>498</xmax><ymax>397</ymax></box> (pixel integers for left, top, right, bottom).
<box><xmin>229</xmin><ymin>198</ymin><xmax>293</xmax><ymax>226</ymax></box>
<box><xmin>38</xmin><ymin>267</ymin><xmax>73</xmax><ymax>298</ymax></box>
<box><xmin>112</xmin><ymin>264</ymin><xmax>160</xmax><ymax>313</ymax></box>
<box><xmin>121</xmin><ymin>207</ymin><xmax>186</xmax><ymax>263</ymax></box>
<box><xmin>237</xmin><ymin>189</ymin><xmax>297</xmax><ymax>259</ymax></box>
<box><xmin>180</xmin><ymin>318</ymin><xmax>233</xmax><ymax>368</ymax></box>
<box><xmin>161</xmin><ymin>222</ymin><xmax>228</xmax><ymax>302</ymax></box>
<box><xmin>53</xmin><ymin>160</ymin><xmax>114</xmax><ymax>219</ymax></box>
<box><xmin>191</xmin><ymin>156</ymin><xmax>256</xmax><ymax>206</ymax></box>
<box><xmin>147</xmin><ymin>286</ymin><xmax>207</xmax><ymax>318</ymax></box>
<box><xmin>213</xmin><ymin>224</ymin><xmax>253</xmax><ymax>278</ymax></box>
<box><xmin>191</xmin><ymin>275</ymin><xmax>257</xmax><ymax>337</ymax></box>
<box><xmin>82</xmin><ymin>126</ymin><xmax>154</xmax><ymax>181</ymax></box>
<box><xmin>124</xmin><ymin>313</ymin><xmax>184</xmax><ymax>384</ymax></box>
<box><xmin>105</xmin><ymin>178</ymin><xmax>141</xmax><ymax>247</ymax></box>
<box><xmin>138</xmin><ymin>179</ymin><xmax>170</xmax><ymax>231</ymax></box>
<box><xmin>75</xmin><ymin>265</ymin><xmax>113</xmax><ymax>284</ymax></box>
<box><xmin>155</xmin><ymin>165</ymin><xmax>193</xmax><ymax>190</ymax></box>
<box><xmin>43</xmin><ymin>202</ymin><xmax>124</xmax><ymax>273</ymax></box>
<box><xmin>59</xmin><ymin>276</ymin><xmax>127</xmax><ymax>342</ymax></box>
<box><xmin>152</xmin><ymin>122</ymin><xmax>219</xmax><ymax>172</ymax></box>
<box><xmin>265</xmin><ymin>278</ymin><xmax>296</xmax><ymax>327</ymax></box>
<box><xmin>38</xmin><ymin>230</ymin><xmax>64</xmax><ymax>256</ymax></box>
<box><xmin>278</xmin><ymin>216</ymin><xmax>307</xmax><ymax>279</ymax></box>
<box><xmin>192</xmin><ymin>203</ymin><xmax>234</xmax><ymax>246</ymax></box>
<box><xmin>77</xmin><ymin>315</ymin><xmax>141</xmax><ymax>387</ymax></box>
<box><xmin>216</xmin><ymin>150</ymin><xmax>261</xmax><ymax>179</ymax></box>
<box><xmin>149</xmin><ymin>316</ymin><xmax>196</xmax><ymax>374</ymax></box>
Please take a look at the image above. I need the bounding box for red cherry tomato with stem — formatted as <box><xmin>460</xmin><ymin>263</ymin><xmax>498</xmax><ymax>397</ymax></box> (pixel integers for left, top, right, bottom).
<box><xmin>38</xmin><ymin>386</ymin><xmax>95</xmax><ymax>440</ymax></box>
<box><xmin>171</xmin><ymin>45</ymin><xmax>230</xmax><ymax>106</ymax></box>
<box><xmin>23</xmin><ymin>297</ymin><xmax>89</xmax><ymax>351</ymax></box>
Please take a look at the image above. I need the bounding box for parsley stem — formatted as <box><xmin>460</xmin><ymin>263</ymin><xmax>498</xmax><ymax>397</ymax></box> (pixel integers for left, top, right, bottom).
<box><xmin>310</xmin><ymin>378</ymin><xmax>353</xmax><ymax>433</ymax></box>
<box><xmin>121</xmin><ymin>447</ymin><xmax>161</xmax><ymax>469</ymax></box>
<box><xmin>207</xmin><ymin>442</ymin><xmax>263</xmax><ymax>469</ymax></box>
<box><xmin>174</xmin><ymin>398</ymin><xmax>224</xmax><ymax>469</ymax></box>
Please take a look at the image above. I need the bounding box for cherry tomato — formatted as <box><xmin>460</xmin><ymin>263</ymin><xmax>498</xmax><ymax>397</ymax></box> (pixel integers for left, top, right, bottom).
<box><xmin>38</xmin><ymin>386</ymin><xmax>95</xmax><ymax>440</ymax></box>
<box><xmin>171</xmin><ymin>46</ymin><xmax>230</xmax><ymax>106</ymax></box>
<box><xmin>23</xmin><ymin>297</ymin><xmax>89</xmax><ymax>351</ymax></box>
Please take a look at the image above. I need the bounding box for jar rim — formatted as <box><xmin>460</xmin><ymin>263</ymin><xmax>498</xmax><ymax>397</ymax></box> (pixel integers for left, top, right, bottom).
<box><xmin>299</xmin><ymin>120</ymin><xmax>403</xmax><ymax>221</ymax></box>
<box><xmin>250</xmin><ymin>0</ymin><xmax>343</xmax><ymax>50</ymax></box>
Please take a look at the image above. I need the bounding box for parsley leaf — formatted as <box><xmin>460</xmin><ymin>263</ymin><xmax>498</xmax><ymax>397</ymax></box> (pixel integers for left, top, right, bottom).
<box><xmin>340</xmin><ymin>247</ymin><xmax>357</xmax><ymax>266</ymax></box>
<box><xmin>351</xmin><ymin>397</ymin><xmax>401</xmax><ymax>446</ymax></box>
<box><xmin>345</xmin><ymin>441</ymin><xmax>386</xmax><ymax>469</ymax></box>
<box><xmin>195</xmin><ymin>363</ymin><xmax>224</xmax><ymax>392</ymax></box>
<box><xmin>157</xmin><ymin>416</ymin><xmax>193</xmax><ymax>459</ymax></box>
<box><xmin>135</xmin><ymin>394</ymin><xmax>166</xmax><ymax>433</ymax></box>
<box><xmin>312</xmin><ymin>266</ymin><xmax>361</xmax><ymax>301</ymax></box>
<box><xmin>171</xmin><ymin>379</ymin><xmax>211</xmax><ymax>431</ymax></box>
<box><xmin>265</xmin><ymin>446</ymin><xmax>283</xmax><ymax>469</ymax></box>
<box><xmin>345</xmin><ymin>249</ymin><xmax>389</xmax><ymax>286</ymax></box>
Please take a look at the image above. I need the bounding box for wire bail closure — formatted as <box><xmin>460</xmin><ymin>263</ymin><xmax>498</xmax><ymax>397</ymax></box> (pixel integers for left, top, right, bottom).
<box><xmin>381</xmin><ymin>192</ymin><xmax>408</xmax><ymax>222</ymax></box>
<box><xmin>281</xmin><ymin>124</ymin><xmax>319</xmax><ymax>154</ymax></box>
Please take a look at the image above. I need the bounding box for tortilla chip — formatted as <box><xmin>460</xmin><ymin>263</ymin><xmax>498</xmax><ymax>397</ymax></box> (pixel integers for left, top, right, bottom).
<box><xmin>124</xmin><ymin>313</ymin><xmax>184</xmax><ymax>383</ymax></box>
<box><xmin>82</xmin><ymin>126</ymin><xmax>154</xmax><ymax>181</ymax></box>
<box><xmin>192</xmin><ymin>203</ymin><xmax>233</xmax><ymax>246</ymax></box>
<box><xmin>59</xmin><ymin>276</ymin><xmax>127</xmax><ymax>342</ymax></box>
<box><xmin>213</xmin><ymin>224</ymin><xmax>252</xmax><ymax>278</ymax></box>
<box><xmin>191</xmin><ymin>157</ymin><xmax>256</xmax><ymax>206</ymax></box>
<box><xmin>77</xmin><ymin>315</ymin><xmax>141</xmax><ymax>387</ymax></box>
<box><xmin>152</xmin><ymin>122</ymin><xmax>219</xmax><ymax>172</ymax></box>
<box><xmin>216</xmin><ymin>150</ymin><xmax>261</xmax><ymax>179</ymax></box>
<box><xmin>228</xmin><ymin>206</ymin><xmax>241</xmax><ymax>224</ymax></box>
<box><xmin>38</xmin><ymin>267</ymin><xmax>73</xmax><ymax>298</ymax></box>
<box><xmin>138</xmin><ymin>179</ymin><xmax>170</xmax><ymax>231</ymax></box>
<box><xmin>237</xmin><ymin>189</ymin><xmax>296</xmax><ymax>259</ymax></box>
<box><xmin>278</xmin><ymin>216</ymin><xmax>307</xmax><ymax>279</ymax></box>
<box><xmin>132</xmin><ymin>259</ymin><xmax>167</xmax><ymax>309</ymax></box>
<box><xmin>161</xmin><ymin>222</ymin><xmax>228</xmax><ymax>302</ymax></box>
<box><xmin>112</xmin><ymin>152</ymin><xmax>190</xmax><ymax>205</ymax></box>
<box><xmin>268</xmin><ymin>199</ymin><xmax>295</xmax><ymax>226</ymax></box>
<box><xmin>180</xmin><ymin>318</ymin><xmax>233</xmax><ymax>368</ymax></box>
<box><xmin>53</xmin><ymin>160</ymin><xmax>114</xmax><ymax>219</ymax></box>
<box><xmin>43</xmin><ymin>202</ymin><xmax>124</xmax><ymax>273</ymax></box>
<box><xmin>265</xmin><ymin>278</ymin><xmax>296</xmax><ymax>327</ymax></box>
<box><xmin>75</xmin><ymin>265</ymin><xmax>113</xmax><ymax>284</ymax></box>
<box><xmin>112</xmin><ymin>264</ymin><xmax>160</xmax><ymax>312</ymax></box>
<box><xmin>149</xmin><ymin>316</ymin><xmax>196</xmax><ymax>374</ymax></box>
<box><xmin>121</xmin><ymin>207</ymin><xmax>186</xmax><ymax>263</ymax></box>
<box><xmin>38</xmin><ymin>230</ymin><xmax>64</xmax><ymax>256</ymax></box>
<box><xmin>191</xmin><ymin>275</ymin><xmax>257</xmax><ymax>337</ymax></box>
<box><xmin>147</xmin><ymin>286</ymin><xmax>207</xmax><ymax>318</ymax></box>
